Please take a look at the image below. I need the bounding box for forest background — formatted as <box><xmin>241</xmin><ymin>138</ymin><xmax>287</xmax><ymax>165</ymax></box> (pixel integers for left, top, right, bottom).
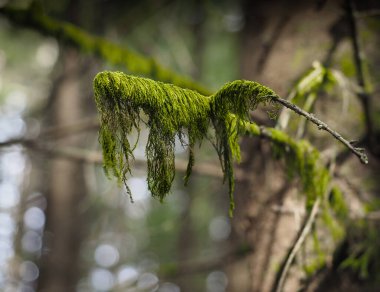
<box><xmin>0</xmin><ymin>0</ymin><xmax>379</xmax><ymax>291</ymax></box>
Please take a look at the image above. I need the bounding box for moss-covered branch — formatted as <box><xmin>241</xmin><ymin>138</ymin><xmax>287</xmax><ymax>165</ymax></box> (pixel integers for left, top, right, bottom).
<box><xmin>241</xmin><ymin>121</ymin><xmax>330</xmax><ymax>205</ymax></box>
<box><xmin>94</xmin><ymin>71</ymin><xmax>362</xmax><ymax>215</ymax></box>
<box><xmin>94</xmin><ymin>71</ymin><xmax>275</xmax><ymax>214</ymax></box>
<box><xmin>0</xmin><ymin>3</ymin><xmax>210</xmax><ymax>95</ymax></box>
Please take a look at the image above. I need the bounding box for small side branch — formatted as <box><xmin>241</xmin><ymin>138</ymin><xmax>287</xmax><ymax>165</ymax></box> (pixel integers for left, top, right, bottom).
<box><xmin>272</xmin><ymin>197</ymin><xmax>321</xmax><ymax>292</ymax></box>
<box><xmin>271</xmin><ymin>95</ymin><xmax>368</xmax><ymax>164</ymax></box>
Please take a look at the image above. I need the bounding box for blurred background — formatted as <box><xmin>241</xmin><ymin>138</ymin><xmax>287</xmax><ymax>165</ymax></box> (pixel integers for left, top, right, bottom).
<box><xmin>0</xmin><ymin>0</ymin><xmax>379</xmax><ymax>291</ymax></box>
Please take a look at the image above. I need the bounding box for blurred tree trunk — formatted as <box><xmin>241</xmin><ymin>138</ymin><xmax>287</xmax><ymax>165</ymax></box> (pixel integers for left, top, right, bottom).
<box><xmin>38</xmin><ymin>49</ymin><xmax>88</xmax><ymax>292</ymax></box>
<box><xmin>226</xmin><ymin>1</ymin><xmax>343</xmax><ymax>291</ymax></box>
<box><xmin>176</xmin><ymin>2</ymin><xmax>205</xmax><ymax>290</ymax></box>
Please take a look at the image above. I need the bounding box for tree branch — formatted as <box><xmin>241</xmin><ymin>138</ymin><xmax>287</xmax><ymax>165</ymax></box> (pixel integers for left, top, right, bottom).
<box><xmin>0</xmin><ymin>137</ymin><xmax>227</xmax><ymax>179</ymax></box>
<box><xmin>271</xmin><ymin>95</ymin><xmax>368</xmax><ymax>164</ymax></box>
<box><xmin>0</xmin><ymin>118</ymin><xmax>100</xmax><ymax>147</ymax></box>
<box><xmin>0</xmin><ymin>4</ymin><xmax>210</xmax><ymax>95</ymax></box>
<box><xmin>0</xmin><ymin>2</ymin><xmax>368</xmax><ymax>164</ymax></box>
<box><xmin>272</xmin><ymin>197</ymin><xmax>321</xmax><ymax>292</ymax></box>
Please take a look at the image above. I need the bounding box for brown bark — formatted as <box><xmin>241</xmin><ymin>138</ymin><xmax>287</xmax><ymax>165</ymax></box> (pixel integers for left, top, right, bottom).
<box><xmin>226</xmin><ymin>1</ymin><xmax>343</xmax><ymax>291</ymax></box>
<box><xmin>38</xmin><ymin>50</ymin><xmax>88</xmax><ymax>292</ymax></box>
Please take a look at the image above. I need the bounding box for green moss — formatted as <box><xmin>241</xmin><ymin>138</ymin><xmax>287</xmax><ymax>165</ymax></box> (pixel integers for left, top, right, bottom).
<box><xmin>340</xmin><ymin>222</ymin><xmax>380</xmax><ymax>281</ymax></box>
<box><xmin>210</xmin><ymin>81</ymin><xmax>275</xmax><ymax>214</ymax></box>
<box><xmin>339</xmin><ymin>53</ymin><xmax>356</xmax><ymax>78</ymax></box>
<box><xmin>329</xmin><ymin>186</ymin><xmax>349</xmax><ymax>219</ymax></box>
<box><xmin>244</xmin><ymin>125</ymin><xmax>330</xmax><ymax>207</ymax></box>
<box><xmin>94</xmin><ymin>71</ymin><xmax>276</xmax><ymax>215</ymax></box>
<box><xmin>0</xmin><ymin>4</ymin><xmax>210</xmax><ymax>95</ymax></box>
<box><xmin>94</xmin><ymin>71</ymin><xmax>351</xmax><ymax>224</ymax></box>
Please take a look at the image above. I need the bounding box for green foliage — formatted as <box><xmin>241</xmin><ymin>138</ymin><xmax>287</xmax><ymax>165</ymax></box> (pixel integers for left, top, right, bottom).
<box><xmin>303</xmin><ymin>230</ymin><xmax>326</xmax><ymax>276</ymax></box>
<box><xmin>329</xmin><ymin>186</ymin><xmax>349</xmax><ymax>220</ymax></box>
<box><xmin>94</xmin><ymin>71</ymin><xmax>276</xmax><ymax>215</ymax></box>
<box><xmin>277</xmin><ymin>61</ymin><xmax>354</xmax><ymax>135</ymax></box>
<box><xmin>339</xmin><ymin>200</ymin><xmax>380</xmax><ymax>283</ymax></box>
<box><xmin>284</xmin><ymin>61</ymin><xmax>352</xmax><ymax>107</ymax></box>
<box><xmin>340</xmin><ymin>221</ymin><xmax>380</xmax><ymax>281</ymax></box>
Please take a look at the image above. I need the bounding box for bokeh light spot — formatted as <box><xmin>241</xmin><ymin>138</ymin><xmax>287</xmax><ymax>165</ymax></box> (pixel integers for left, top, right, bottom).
<box><xmin>0</xmin><ymin>183</ymin><xmax>20</xmax><ymax>209</ymax></box>
<box><xmin>209</xmin><ymin>216</ymin><xmax>231</xmax><ymax>241</ymax></box>
<box><xmin>21</xmin><ymin>230</ymin><xmax>42</xmax><ymax>254</ymax></box>
<box><xmin>94</xmin><ymin>244</ymin><xmax>120</xmax><ymax>268</ymax></box>
<box><xmin>23</xmin><ymin>207</ymin><xmax>45</xmax><ymax>230</ymax></box>
<box><xmin>90</xmin><ymin>268</ymin><xmax>115</xmax><ymax>291</ymax></box>
<box><xmin>19</xmin><ymin>261</ymin><xmax>39</xmax><ymax>282</ymax></box>
<box><xmin>117</xmin><ymin>265</ymin><xmax>139</xmax><ymax>287</ymax></box>
<box><xmin>137</xmin><ymin>273</ymin><xmax>159</xmax><ymax>290</ymax></box>
<box><xmin>206</xmin><ymin>271</ymin><xmax>228</xmax><ymax>292</ymax></box>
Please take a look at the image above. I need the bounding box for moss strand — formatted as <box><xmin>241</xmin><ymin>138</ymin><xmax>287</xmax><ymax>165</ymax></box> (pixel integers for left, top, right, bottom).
<box><xmin>94</xmin><ymin>71</ymin><xmax>276</xmax><ymax>214</ymax></box>
<box><xmin>94</xmin><ymin>71</ymin><xmax>359</xmax><ymax>217</ymax></box>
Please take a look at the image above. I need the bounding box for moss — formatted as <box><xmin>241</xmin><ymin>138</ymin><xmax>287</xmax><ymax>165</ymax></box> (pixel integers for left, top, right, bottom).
<box><xmin>0</xmin><ymin>3</ymin><xmax>210</xmax><ymax>95</ymax></box>
<box><xmin>94</xmin><ymin>71</ymin><xmax>352</xmax><ymax>222</ymax></box>
<box><xmin>244</xmin><ymin>125</ymin><xmax>329</xmax><ymax>207</ymax></box>
<box><xmin>94</xmin><ymin>71</ymin><xmax>276</xmax><ymax>215</ymax></box>
<box><xmin>339</xmin><ymin>54</ymin><xmax>356</xmax><ymax>78</ymax></box>
<box><xmin>329</xmin><ymin>186</ymin><xmax>349</xmax><ymax>219</ymax></box>
<box><xmin>340</xmin><ymin>222</ymin><xmax>380</xmax><ymax>281</ymax></box>
<box><xmin>210</xmin><ymin>81</ymin><xmax>275</xmax><ymax>214</ymax></box>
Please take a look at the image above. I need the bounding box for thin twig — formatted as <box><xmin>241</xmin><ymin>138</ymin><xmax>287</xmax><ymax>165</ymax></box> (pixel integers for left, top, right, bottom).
<box><xmin>0</xmin><ymin>137</ymin><xmax>33</xmax><ymax>148</ymax></box>
<box><xmin>271</xmin><ymin>95</ymin><xmax>368</xmax><ymax>164</ymax></box>
<box><xmin>272</xmin><ymin>197</ymin><xmax>321</xmax><ymax>292</ymax></box>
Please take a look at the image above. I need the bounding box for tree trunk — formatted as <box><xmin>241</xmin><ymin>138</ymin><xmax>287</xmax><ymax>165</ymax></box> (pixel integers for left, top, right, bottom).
<box><xmin>38</xmin><ymin>49</ymin><xmax>88</xmax><ymax>292</ymax></box>
<box><xmin>226</xmin><ymin>1</ymin><xmax>343</xmax><ymax>291</ymax></box>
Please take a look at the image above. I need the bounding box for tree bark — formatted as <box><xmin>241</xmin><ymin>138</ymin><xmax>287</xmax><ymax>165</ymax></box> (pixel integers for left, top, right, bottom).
<box><xmin>38</xmin><ymin>49</ymin><xmax>88</xmax><ymax>292</ymax></box>
<box><xmin>226</xmin><ymin>1</ymin><xmax>343</xmax><ymax>291</ymax></box>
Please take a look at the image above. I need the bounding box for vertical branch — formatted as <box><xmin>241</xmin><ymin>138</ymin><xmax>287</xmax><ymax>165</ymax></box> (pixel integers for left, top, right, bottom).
<box><xmin>271</xmin><ymin>197</ymin><xmax>321</xmax><ymax>292</ymax></box>
<box><xmin>346</xmin><ymin>0</ymin><xmax>374</xmax><ymax>151</ymax></box>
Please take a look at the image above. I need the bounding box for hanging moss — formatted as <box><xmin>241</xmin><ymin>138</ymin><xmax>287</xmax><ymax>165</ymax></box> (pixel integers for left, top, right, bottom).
<box><xmin>209</xmin><ymin>81</ymin><xmax>275</xmax><ymax>213</ymax></box>
<box><xmin>94</xmin><ymin>71</ymin><xmax>276</xmax><ymax>215</ymax></box>
<box><xmin>94</xmin><ymin>71</ymin><xmax>355</xmax><ymax>222</ymax></box>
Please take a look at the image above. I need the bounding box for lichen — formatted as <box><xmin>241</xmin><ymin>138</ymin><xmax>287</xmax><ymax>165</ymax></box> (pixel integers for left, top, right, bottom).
<box><xmin>94</xmin><ymin>71</ymin><xmax>276</xmax><ymax>215</ymax></box>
